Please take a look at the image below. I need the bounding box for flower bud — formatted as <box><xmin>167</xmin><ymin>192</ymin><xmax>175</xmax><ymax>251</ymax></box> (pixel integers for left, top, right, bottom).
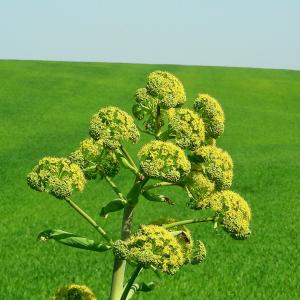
<box><xmin>138</xmin><ymin>141</ymin><xmax>191</xmax><ymax>182</ymax></box>
<box><xmin>112</xmin><ymin>240</ymin><xmax>129</xmax><ymax>260</ymax></box>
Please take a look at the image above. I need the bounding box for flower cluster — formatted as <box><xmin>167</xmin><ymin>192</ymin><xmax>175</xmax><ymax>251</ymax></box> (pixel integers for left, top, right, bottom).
<box><xmin>184</xmin><ymin>171</ymin><xmax>215</xmax><ymax>209</ymax></box>
<box><xmin>191</xmin><ymin>240</ymin><xmax>207</xmax><ymax>265</ymax></box>
<box><xmin>113</xmin><ymin>225</ymin><xmax>185</xmax><ymax>274</ymax></box>
<box><xmin>27</xmin><ymin>157</ymin><xmax>85</xmax><ymax>199</ymax></box>
<box><xmin>167</xmin><ymin>108</ymin><xmax>205</xmax><ymax>150</ymax></box>
<box><xmin>146</xmin><ymin>71</ymin><xmax>186</xmax><ymax>109</ymax></box>
<box><xmin>209</xmin><ymin>191</ymin><xmax>251</xmax><ymax>239</ymax></box>
<box><xmin>193</xmin><ymin>94</ymin><xmax>225</xmax><ymax>139</ymax></box>
<box><xmin>53</xmin><ymin>284</ymin><xmax>96</xmax><ymax>300</ymax></box>
<box><xmin>69</xmin><ymin>138</ymin><xmax>119</xmax><ymax>179</ymax></box>
<box><xmin>138</xmin><ymin>141</ymin><xmax>191</xmax><ymax>182</ymax></box>
<box><xmin>150</xmin><ymin>218</ymin><xmax>194</xmax><ymax>264</ymax></box>
<box><xmin>191</xmin><ymin>145</ymin><xmax>233</xmax><ymax>190</ymax></box>
<box><xmin>89</xmin><ymin>106</ymin><xmax>140</xmax><ymax>149</ymax></box>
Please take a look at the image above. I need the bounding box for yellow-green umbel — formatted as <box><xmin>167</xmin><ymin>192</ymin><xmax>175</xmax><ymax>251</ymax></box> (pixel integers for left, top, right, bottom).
<box><xmin>53</xmin><ymin>284</ymin><xmax>96</xmax><ymax>300</ymax></box>
<box><xmin>191</xmin><ymin>240</ymin><xmax>207</xmax><ymax>265</ymax></box>
<box><xmin>193</xmin><ymin>94</ymin><xmax>225</xmax><ymax>139</ymax></box>
<box><xmin>133</xmin><ymin>87</ymin><xmax>158</xmax><ymax>120</ymax></box>
<box><xmin>184</xmin><ymin>171</ymin><xmax>215</xmax><ymax>209</ymax></box>
<box><xmin>113</xmin><ymin>225</ymin><xmax>185</xmax><ymax>275</ymax></box>
<box><xmin>167</xmin><ymin>108</ymin><xmax>205</xmax><ymax>150</ymax></box>
<box><xmin>89</xmin><ymin>106</ymin><xmax>140</xmax><ymax>149</ymax></box>
<box><xmin>138</xmin><ymin>140</ymin><xmax>191</xmax><ymax>182</ymax></box>
<box><xmin>191</xmin><ymin>145</ymin><xmax>233</xmax><ymax>190</ymax></box>
<box><xmin>69</xmin><ymin>138</ymin><xmax>119</xmax><ymax>179</ymax></box>
<box><xmin>146</xmin><ymin>71</ymin><xmax>186</xmax><ymax>109</ymax></box>
<box><xmin>150</xmin><ymin>218</ymin><xmax>194</xmax><ymax>264</ymax></box>
<box><xmin>27</xmin><ymin>157</ymin><xmax>85</xmax><ymax>199</ymax></box>
<box><xmin>209</xmin><ymin>191</ymin><xmax>251</xmax><ymax>239</ymax></box>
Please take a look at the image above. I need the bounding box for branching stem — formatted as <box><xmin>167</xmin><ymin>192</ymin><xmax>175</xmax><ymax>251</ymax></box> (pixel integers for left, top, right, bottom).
<box><xmin>105</xmin><ymin>176</ymin><xmax>127</xmax><ymax>201</ymax></box>
<box><xmin>143</xmin><ymin>181</ymin><xmax>180</xmax><ymax>191</ymax></box>
<box><xmin>163</xmin><ymin>217</ymin><xmax>214</xmax><ymax>229</ymax></box>
<box><xmin>65</xmin><ymin>198</ymin><xmax>112</xmax><ymax>244</ymax></box>
<box><xmin>120</xmin><ymin>145</ymin><xmax>138</xmax><ymax>171</ymax></box>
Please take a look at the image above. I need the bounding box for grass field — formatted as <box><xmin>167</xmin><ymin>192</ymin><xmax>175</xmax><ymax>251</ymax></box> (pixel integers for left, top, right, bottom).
<box><xmin>0</xmin><ymin>60</ymin><xmax>300</xmax><ymax>299</ymax></box>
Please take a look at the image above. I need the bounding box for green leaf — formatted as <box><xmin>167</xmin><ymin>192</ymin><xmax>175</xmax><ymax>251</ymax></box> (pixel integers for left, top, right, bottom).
<box><xmin>115</xmin><ymin>150</ymin><xmax>137</xmax><ymax>173</ymax></box>
<box><xmin>100</xmin><ymin>199</ymin><xmax>126</xmax><ymax>218</ymax></box>
<box><xmin>137</xmin><ymin>282</ymin><xmax>156</xmax><ymax>292</ymax></box>
<box><xmin>142</xmin><ymin>191</ymin><xmax>174</xmax><ymax>205</ymax></box>
<box><xmin>37</xmin><ymin>229</ymin><xmax>111</xmax><ymax>252</ymax></box>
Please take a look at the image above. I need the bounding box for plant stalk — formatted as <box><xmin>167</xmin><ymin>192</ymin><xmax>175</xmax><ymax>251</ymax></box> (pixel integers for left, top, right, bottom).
<box><xmin>65</xmin><ymin>198</ymin><xmax>112</xmax><ymax>243</ymax></box>
<box><xmin>105</xmin><ymin>176</ymin><xmax>127</xmax><ymax>201</ymax></box>
<box><xmin>163</xmin><ymin>217</ymin><xmax>214</xmax><ymax>229</ymax></box>
<box><xmin>120</xmin><ymin>266</ymin><xmax>143</xmax><ymax>300</ymax></box>
<box><xmin>109</xmin><ymin>179</ymin><xmax>144</xmax><ymax>300</ymax></box>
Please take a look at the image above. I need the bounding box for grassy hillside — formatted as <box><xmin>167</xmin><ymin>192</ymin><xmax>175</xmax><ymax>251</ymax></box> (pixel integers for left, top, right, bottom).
<box><xmin>0</xmin><ymin>60</ymin><xmax>299</xmax><ymax>299</ymax></box>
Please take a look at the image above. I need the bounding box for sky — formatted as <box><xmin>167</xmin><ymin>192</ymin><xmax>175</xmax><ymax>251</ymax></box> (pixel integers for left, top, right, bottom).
<box><xmin>0</xmin><ymin>0</ymin><xmax>300</xmax><ymax>70</ymax></box>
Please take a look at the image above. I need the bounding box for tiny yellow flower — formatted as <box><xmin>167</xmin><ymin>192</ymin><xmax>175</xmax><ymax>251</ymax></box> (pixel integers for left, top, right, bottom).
<box><xmin>138</xmin><ymin>141</ymin><xmax>191</xmax><ymax>182</ymax></box>
<box><xmin>27</xmin><ymin>157</ymin><xmax>85</xmax><ymax>199</ymax></box>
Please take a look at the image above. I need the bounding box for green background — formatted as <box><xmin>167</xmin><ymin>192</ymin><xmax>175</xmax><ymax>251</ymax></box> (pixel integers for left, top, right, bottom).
<box><xmin>1</xmin><ymin>60</ymin><xmax>299</xmax><ymax>299</ymax></box>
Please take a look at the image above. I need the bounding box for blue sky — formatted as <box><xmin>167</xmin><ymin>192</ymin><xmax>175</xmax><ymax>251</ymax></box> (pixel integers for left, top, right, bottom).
<box><xmin>1</xmin><ymin>0</ymin><xmax>299</xmax><ymax>70</ymax></box>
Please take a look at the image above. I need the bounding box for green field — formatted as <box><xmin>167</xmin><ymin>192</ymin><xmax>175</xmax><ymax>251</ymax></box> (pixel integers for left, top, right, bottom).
<box><xmin>1</xmin><ymin>60</ymin><xmax>300</xmax><ymax>299</ymax></box>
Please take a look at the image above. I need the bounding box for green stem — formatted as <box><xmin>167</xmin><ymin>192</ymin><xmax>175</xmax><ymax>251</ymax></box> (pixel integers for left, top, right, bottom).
<box><xmin>155</xmin><ymin>105</ymin><xmax>161</xmax><ymax>138</ymax></box>
<box><xmin>163</xmin><ymin>217</ymin><xmax>214</xmax><ymax>229</ymax></box>
<box><xmin>121</xmin><ymin>266</ymin><xmax>143</xmax><ymax>300</ymax></box>
<box><xmin>105</xmin><ymin>176</ymin><xmax>127</xmax><ymax>201</ymax></box>
<box><xmin>65</xmin><ymin>198</ymin><xmax>112</xmax><ymax>244</ymax></box>
<box><xmin>109</xmin><ymin>178</ymin><xmax>144</xmax><ymax>300</ymax></box>
<box><xmin>120</xmin><ymin>145</ymin><xmax>138</xmax><ymax>171</ymax></box>
<box><xmin>143</xmin><ymin>181</ymin><xmax>179</xmax><ymax>191</ymax></box>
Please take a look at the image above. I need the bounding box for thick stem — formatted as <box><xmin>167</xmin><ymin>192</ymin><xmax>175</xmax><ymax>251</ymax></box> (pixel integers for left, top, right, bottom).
<box><xmin>65</xmin><ymin>198</ymin><xmax>112</xmax><ymax>243</ymax></box>
<box><xmin>121</xmin><ymin>266</ymin><xmax>143</xmax><ymax>300</ymax></box>
<box><xmin>163</xmin><ymin>217</ymin><xmax>214</xmax><ymax>229</ymax></box>
<box><xmin>109</xmin><ymin>179</ymin><xmax>144</xmax><ymax>300</ymax></box>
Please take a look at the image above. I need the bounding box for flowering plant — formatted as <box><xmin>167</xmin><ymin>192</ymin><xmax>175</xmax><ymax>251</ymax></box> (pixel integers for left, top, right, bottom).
<box><xmin>27</xmin><ymin>71</ymin><xmax>251</xmax><ymax>300</ymax></box>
